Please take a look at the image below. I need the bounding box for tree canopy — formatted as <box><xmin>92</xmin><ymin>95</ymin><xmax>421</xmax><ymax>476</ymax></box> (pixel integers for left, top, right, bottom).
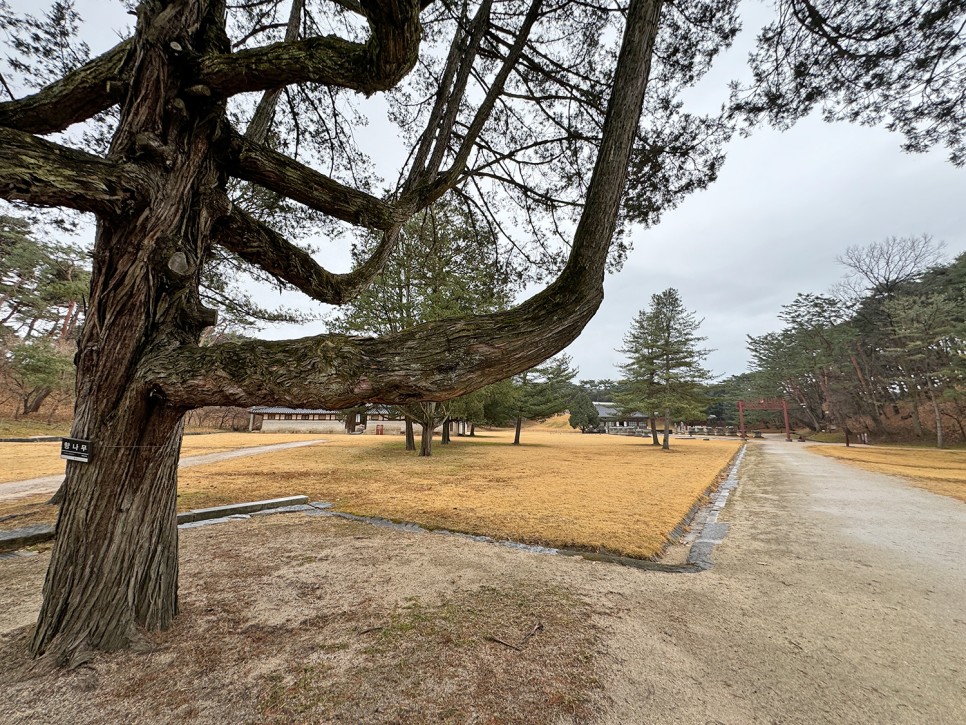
<box><xmin>747</xmin><ymin>239</ymin><xmax>965</xmax><ymax>446</ymax></box>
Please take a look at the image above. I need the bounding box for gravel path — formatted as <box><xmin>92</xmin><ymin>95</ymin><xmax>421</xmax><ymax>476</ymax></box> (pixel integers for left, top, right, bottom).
<box><xmin>0</xmin><ymin>439</ymin><xmax>326</xmax><ymax>502</ymax></box>
<box><xmin>595</xmin><ymin>437</ymin><xmax>966</xmax><ymax>723</ymax></box>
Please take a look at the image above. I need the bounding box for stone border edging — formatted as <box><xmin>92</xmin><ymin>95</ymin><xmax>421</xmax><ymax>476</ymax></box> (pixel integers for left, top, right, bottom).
<box><xmin>304</xmin><ymin>444</ymin><xmax>748</xmax><ymax>575</ymax></box>
<box><xmin>0</xmin><ymin>436</ymin><xmax>63</xmax><ymax>443</ymax></box>
<box><xmin>685</xmin><ymin>445</ymin><xmax>746</xmax><ymax>570</ymax></box>
<box><xmin>665</xmin><ymin>444</ymin><xmax>745</xmax><ymax>549</ymax></box>
<box><xmin>0</xmin><ymin>495</ymin><xmax>310</xmax><ymax>553</ymax></box>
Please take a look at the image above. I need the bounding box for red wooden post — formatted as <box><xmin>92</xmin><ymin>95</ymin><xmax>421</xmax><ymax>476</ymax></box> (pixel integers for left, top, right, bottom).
<box><xmin>782</xmin><ymin>399</ymin><xmax>791</xmax><ymax>441</ymax></box>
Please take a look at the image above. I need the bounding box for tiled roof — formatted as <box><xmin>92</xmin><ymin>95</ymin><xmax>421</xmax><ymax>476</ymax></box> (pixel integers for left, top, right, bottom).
<box><xmin>593</xmin><ymin>402</ymin><xmax>647</xmax><ymax>419</ymax></box>
<box><xmin>250</xmin><ymin>405</ymin><xmax>398</xmax><ymax>415</ymax></box>
<box><xmin>250</xmin><ymin>406</ymin><xmax>342</xmax><ymax>414</ymax></box>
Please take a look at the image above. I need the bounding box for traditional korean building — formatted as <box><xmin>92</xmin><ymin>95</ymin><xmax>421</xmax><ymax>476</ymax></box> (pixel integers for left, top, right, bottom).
<box><xmin>248</xmin><ymin>405</ymin><xmax>409</xmax><ymax>434</ymax></box>
<box><xmin>592</xmin><ymin>402</ymin><xmax>656</xmax><ymax>435</ymax></box>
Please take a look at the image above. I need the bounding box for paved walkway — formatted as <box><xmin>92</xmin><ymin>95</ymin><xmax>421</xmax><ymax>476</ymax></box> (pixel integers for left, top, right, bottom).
<box><xmin>0</xmin><ymin>439</ymin><xmax>326</xmax><ymax>502</ymax></box>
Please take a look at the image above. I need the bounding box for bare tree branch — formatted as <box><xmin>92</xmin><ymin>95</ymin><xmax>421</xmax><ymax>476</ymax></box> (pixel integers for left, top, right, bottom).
<box><xmin>0</xmin><ymin>40</ymin><xmax>131</xmax><ymax>134</ymax></box>
<box><xmin>0</xmin><ymin>126</ymin><xmax>143</xmax><ymax>215</ymax></box>
<box><xmin>417</xmin><ymin>0</ymin><xmax>545</xmax><ymax>207</ymax></box>
<box><xmin>198</xmin><ymin>0</ymin><xmax>424</xmax><ymax>97</ymax></box>
<box><xmin>213</xmin><ymin>207</ymin><xmax>401</xmax><ymax>305</ymax></box>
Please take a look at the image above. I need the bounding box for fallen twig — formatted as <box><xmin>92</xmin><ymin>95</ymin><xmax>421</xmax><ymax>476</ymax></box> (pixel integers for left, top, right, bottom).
<box><xmin>519</xmin><ymin>621</ymin><xmax>544</xmax><ymax>647</ymax></box>
<box><xmin>358</xmin><ymin>624</ymin><xmax>387</xmax><ymax>635</ymax></box>
<box><xmin>485</xmin><ymin>635</ymin><xmax>523</xmax><ymax>652</ymax></box>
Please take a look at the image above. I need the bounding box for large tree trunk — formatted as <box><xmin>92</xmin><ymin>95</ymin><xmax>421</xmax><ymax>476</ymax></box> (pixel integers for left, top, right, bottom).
<box><xmin>22</xmin><ymin>388</ymin><xmax>51</xmax><ymax>416</ymax></box>
<box><xmin>3</xmin><ymin>0</ymin><xmax>667</xmax><ymax>663</ymax></box>
<box><xmin>925</xmin><ymin>381</ymin><xmax>944</xmax><ymax>449</ymax></box>
<box><xmin>419</xmin><ymin>419</ymin><xmax>434</xmax><ymax>456</ymax></box>
<box><xmin>30</xmin><ymin>1</ymin><xmax>226</xmax><ymax>663</ymax></box>
<box><xmin>662</xmin><ymin>409</ymin><xmax>670</xmax><ymax>450</ymax></box>
<box><xmin>405</xmin><ymin>417</ymin><xmax>416</xmax><ymax>451</ymax></box>
<box><xmin>650</xmin><ymin>414</ymin><xmax>660</xmax><ymax>446</ymax></box>
<box><xmin>513</xmin><ymin>416</ymin><xmax>523</xmax><ymax>445</ymax></box>
<box><xmin>441</xmin><ymin>418</ymin><xmax>451</xmax><ymax>444</ymax></box>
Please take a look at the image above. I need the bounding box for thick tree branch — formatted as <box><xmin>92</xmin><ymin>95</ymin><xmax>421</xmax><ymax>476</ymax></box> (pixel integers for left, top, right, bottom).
<box><xmin>198</xmin><ymin>0</ymin><xmax>424</xmax><ymax>97</ymax></box>
<box><xmin>223</xmin><ymin>130</ymin><xmax>404</xmax><ymax>229</ymax></box>
<box><xmin>0</xmin><ymin>127</ymin><xmax>143</xmax><ymax>215</ymax></box>
<box><xmin>148</xmin><ymin>0</ymin><xmax>665</xmax><ymax>408</ymax></box>
<box><xmin>213</xmin><ymin>207</ymin><xmax>401</xmax><ymax>305</ymax></box>
<box><xmin>0</xmin><ymin>41</ymin><xmax>131</xmax><ymax>134</ymax></box>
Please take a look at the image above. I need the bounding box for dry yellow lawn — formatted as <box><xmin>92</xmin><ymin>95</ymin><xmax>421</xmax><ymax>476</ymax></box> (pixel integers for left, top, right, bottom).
<box><xmin>1</xmin><ymin>429</ymin><xmax>740</xmax><ymax>559</ymax></box>
<box><xmin>0</xmin><ymin>433</ymin><xmax>325</xmax><ymax>483</ymax></box>
<box><xmin>809</xmin><ymin>445</ymin><xmax>966</xmax><ymax>503</ymax></box>
<box><xmin>176</xmin><ymin>429</ymin><xmax>741</xmax><ymax>559</ymax></box>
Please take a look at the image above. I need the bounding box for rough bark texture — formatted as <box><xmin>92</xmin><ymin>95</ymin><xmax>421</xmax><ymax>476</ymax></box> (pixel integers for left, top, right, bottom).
<box><xmin>144</xmin><ymin>0</ymin><xmax>664</xmax><ymax>410</ymax></box>
<box><xmin>198</xmin><ymin>0</ymin><xmax>422</xmax><ymax>96</ymax></box>
<box><xmin>0</xmin><ymin>127</ymin><xmax>144</xmax><ymax>215</ymax></box>
<box><xmin>28</xmin><ymin>0</ymin><xmax>229</xmax><ymax>661</ymax></box>
<box><xmin>0</xmin><ymin>41</ymin><xmax>130</xmax><ymax>134</ymax></box>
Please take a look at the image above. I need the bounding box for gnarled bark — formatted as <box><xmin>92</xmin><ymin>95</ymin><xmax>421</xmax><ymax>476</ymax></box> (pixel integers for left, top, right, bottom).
<box><xmin>150</xmin><ymin>0</ymin><xmax>664</xmax><ymax>410</ymax></box>
<box><xmin>0</xmin><ymin>41</ymin><xmax>130</xmax><ymax>134</ymax></box>
<box><xmin>0</xmin><ymin>127</ymin><xmax>144</xmax><ymax>215</ymax></box>
<box><xmin>198</xmin><ymin>0</ymin><xmax>423</xmax><ymax>97</ymax></box>
<box><xmin>4</xmin><ymin>0</ymin><xmax>666</xmax><ymax>663</ymax></box>
<box><xmin>29</xmin><ymin>0</ymin><xmax>229</xmax><ymax>661</ymax></box>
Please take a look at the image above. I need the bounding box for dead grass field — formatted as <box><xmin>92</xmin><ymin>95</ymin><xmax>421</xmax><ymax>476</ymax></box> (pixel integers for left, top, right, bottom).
<box><xmin>808</xmin><ymin>444</ymin><xmax>966</xmax><ymax>503</ymax></box>
<box><xmin>173</xmin><ymin>429</ymin><xmax>740</xmax><ymax>559</ymax></box>
<box><xmin>0</xmin><ymin>420</ymin><xmax>70</xmax><ymax>438</ymax></box>
<box><xmin>0</xmin><ymin>432</ymin><xmax>325</xmax><ymax>484</ymax></box>
<box><xmin>2</xmin><ymin>429</ymin><xmax>740</xmax><ymax>560</ymax></box>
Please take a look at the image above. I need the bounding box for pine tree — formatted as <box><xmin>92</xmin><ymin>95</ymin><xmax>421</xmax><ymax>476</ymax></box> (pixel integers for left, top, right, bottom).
<box><xmin>511</xmin><ymin>354</ymin><xmax>578</xmax><ymax>444</ymax></box>
<box><xmin>617</xmin><ymin>289</ymin><xmax>712</xmax><ymax>449</ymax></box>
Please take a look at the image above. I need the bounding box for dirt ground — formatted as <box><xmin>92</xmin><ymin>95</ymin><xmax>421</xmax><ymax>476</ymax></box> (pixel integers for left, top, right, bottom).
<box><xmin>1</xmin><ymin>438</ymin><xmax>964</xmax><ymax>724</ymax></box>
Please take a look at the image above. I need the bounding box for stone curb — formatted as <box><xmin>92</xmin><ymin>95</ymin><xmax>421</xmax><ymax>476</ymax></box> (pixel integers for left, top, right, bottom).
<box><xmin>175</xmin><ymin>495</ymin><xmax>309</xmax><ymax>524</ymax></box>
<box><xmin>0</xmin><ymin>524</ymin><xmax>55</xmax><ymax>552</ymax></box>
<box><xmin>685</xmin><ymin>446</ymin><xmax>746</xmax><ymax>570</ymax></box>
<box><xmin>0</xmin><ymin>495</ymin><xmax>310</xmax><ymax>552</ymax></box>
<box><xmin>0</xmin><ymin>436</ymin><xmax>62</xmax><ymax>443</ymax></box>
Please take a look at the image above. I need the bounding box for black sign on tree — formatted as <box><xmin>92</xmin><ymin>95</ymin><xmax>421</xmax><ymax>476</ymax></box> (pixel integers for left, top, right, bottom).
<box><xmin>61</xmin><ymin>438</ymin><xmax>93</xmax><ymax>463</ymax></box>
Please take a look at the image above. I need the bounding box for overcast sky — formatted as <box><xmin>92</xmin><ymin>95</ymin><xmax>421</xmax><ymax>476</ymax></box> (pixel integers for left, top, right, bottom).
<box><xmin>9</xmin><ymin>0</ymin><xmax>965</xmax><ymax>382</ymax></box>
<box><xmin>563</xmin><ymin>1</ymin><xmax>966</xmax><ymax>381</ymax></box>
